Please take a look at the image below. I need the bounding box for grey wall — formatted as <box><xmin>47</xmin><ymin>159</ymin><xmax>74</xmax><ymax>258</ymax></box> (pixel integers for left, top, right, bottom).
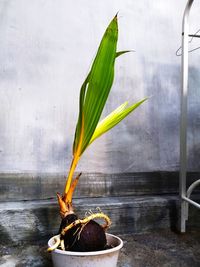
<box><xmin>0</xmin><ymin>0</ymin><xmax>200</xmax><ymax>174</ymax></box>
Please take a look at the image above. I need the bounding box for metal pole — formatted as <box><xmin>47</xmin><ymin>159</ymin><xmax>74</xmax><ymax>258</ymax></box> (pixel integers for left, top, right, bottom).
<box><xmin>179</xmin><ymin>0</ymin><xmax>194</xmax><ymax>233</ymax></box>
<box><xmin>182</xmin><ymin>196</ymin><xmax>200</xmax><ymax>209</ymax></box>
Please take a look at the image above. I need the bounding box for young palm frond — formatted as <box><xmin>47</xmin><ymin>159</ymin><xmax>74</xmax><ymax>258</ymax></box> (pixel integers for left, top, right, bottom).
<box><xmin>60</xmin><ymin>14</ymin><xmax>147</xmax><ymax>206</ymax></box>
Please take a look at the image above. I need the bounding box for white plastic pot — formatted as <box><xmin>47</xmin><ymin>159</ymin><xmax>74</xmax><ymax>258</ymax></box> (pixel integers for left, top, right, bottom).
<box><xmin>48</xmin><ymin>233</ymin><xmax>123</xmax><ymax>267</ymax></box>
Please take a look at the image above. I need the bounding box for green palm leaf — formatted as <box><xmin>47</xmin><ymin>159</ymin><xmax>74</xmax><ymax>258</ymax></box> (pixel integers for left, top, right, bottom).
<box><xmin>64</xmin><ymin>14</ymin><xmax>147</xmax><ymax>196</ymax></box>
<box><xmin>73</xmin><ymin>15</ymin><xmax>118</xmax><ymax>156</ymax></box>
<box><xmin>89</xmin><ymin>98</ymin><xmax>147</xmax><ymax>145</ymax></box>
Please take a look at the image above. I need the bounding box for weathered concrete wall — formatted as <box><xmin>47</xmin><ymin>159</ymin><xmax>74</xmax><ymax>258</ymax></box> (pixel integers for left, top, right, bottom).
<box><xmin>0</xmin><ymin>0</ymin><xmax>200</xmax><ymax>173</ymax></box>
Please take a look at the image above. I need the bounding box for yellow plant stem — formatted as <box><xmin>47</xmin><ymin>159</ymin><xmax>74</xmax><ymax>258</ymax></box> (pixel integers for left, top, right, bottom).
<box><xmin>64</xmin><ymin>155</ymin><xmax>80</xmax><ymax>197</ymax></box>
<box><xmin>63</xmin><ymin>116</ymin><xmax>84</xmax><ymax>202</ymax></box>
<box><xmin>66</xmin><ymin>172</ymin><xmax>82</xmax><ymax>203</ymax></box>
<box><xmin>57</xmin><ymin>155</ymin><xmax>81</xmax><ymax>217</ymax></box>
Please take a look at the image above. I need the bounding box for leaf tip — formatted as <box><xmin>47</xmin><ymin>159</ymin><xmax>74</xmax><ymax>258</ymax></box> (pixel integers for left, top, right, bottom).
<box><xmin>115</xmin><ymin>11</ymin><xmax>119</xmax><ymax>19</ymax></box>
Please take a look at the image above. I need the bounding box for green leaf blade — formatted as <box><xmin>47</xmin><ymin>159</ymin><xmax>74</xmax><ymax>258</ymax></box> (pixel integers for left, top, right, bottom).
<box><xmin>73</xmin><ymin>15</ymin><xmax>119</xmax><ymax>156</ymax></box>
<box><xmin>116</xmin><ymin>50</ymin><xmax>132</xmax><ymax>58</ymax></box>
<box><xmin>89</xmin><ymin>98</ymin><xmax>147</xmax><ymax>145</ymax></box>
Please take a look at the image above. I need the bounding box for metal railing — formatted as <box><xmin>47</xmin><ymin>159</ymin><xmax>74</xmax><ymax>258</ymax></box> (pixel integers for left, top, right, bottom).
<box><xmin>180</xmin><ymin>0</ymin><xmax>200</xmax><ymax>232</ymax></box>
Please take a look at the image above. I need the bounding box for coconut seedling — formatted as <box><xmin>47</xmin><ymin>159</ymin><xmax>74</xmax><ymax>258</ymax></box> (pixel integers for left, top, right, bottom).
<box><xmin>48</xmin><ymin>14</ymin><xmax>147</xmax><ymax>252</ymax></box>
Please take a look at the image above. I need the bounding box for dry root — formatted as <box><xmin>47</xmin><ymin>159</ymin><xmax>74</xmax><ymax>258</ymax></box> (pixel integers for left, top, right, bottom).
<box><xmin>47</xmin><ymin>235</ymin><xmax>61</xmax><ymax>252</ymax></box>
<box><xmin>47</xmin><ymin>212</ymin><xmax>111</xmax><ymax>252</ymax></box>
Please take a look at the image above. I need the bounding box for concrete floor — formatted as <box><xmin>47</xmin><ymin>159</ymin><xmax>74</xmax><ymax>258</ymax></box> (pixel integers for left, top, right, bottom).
<box><xmin>119</xmin><ymin>229</ymin><xmax>200</xmax><ymax>267</ymax></box>
<box><xmin>0</xmin><ymin>229</ymin><xmax>200</xmax><ymax>267</ymax></box>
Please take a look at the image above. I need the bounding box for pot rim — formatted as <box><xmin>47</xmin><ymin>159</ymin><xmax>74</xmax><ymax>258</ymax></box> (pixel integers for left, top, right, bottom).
<box><xmin>48</xmin><ymin>233</ymin><xmax>123</xmax><ymax>256</ymax></box>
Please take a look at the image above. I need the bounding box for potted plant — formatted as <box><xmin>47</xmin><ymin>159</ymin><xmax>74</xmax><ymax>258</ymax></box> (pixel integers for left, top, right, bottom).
<box><xmin>47</xmin><ymin>14</ymin><xmax>147</xmax><ymax>267</ymax></box>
